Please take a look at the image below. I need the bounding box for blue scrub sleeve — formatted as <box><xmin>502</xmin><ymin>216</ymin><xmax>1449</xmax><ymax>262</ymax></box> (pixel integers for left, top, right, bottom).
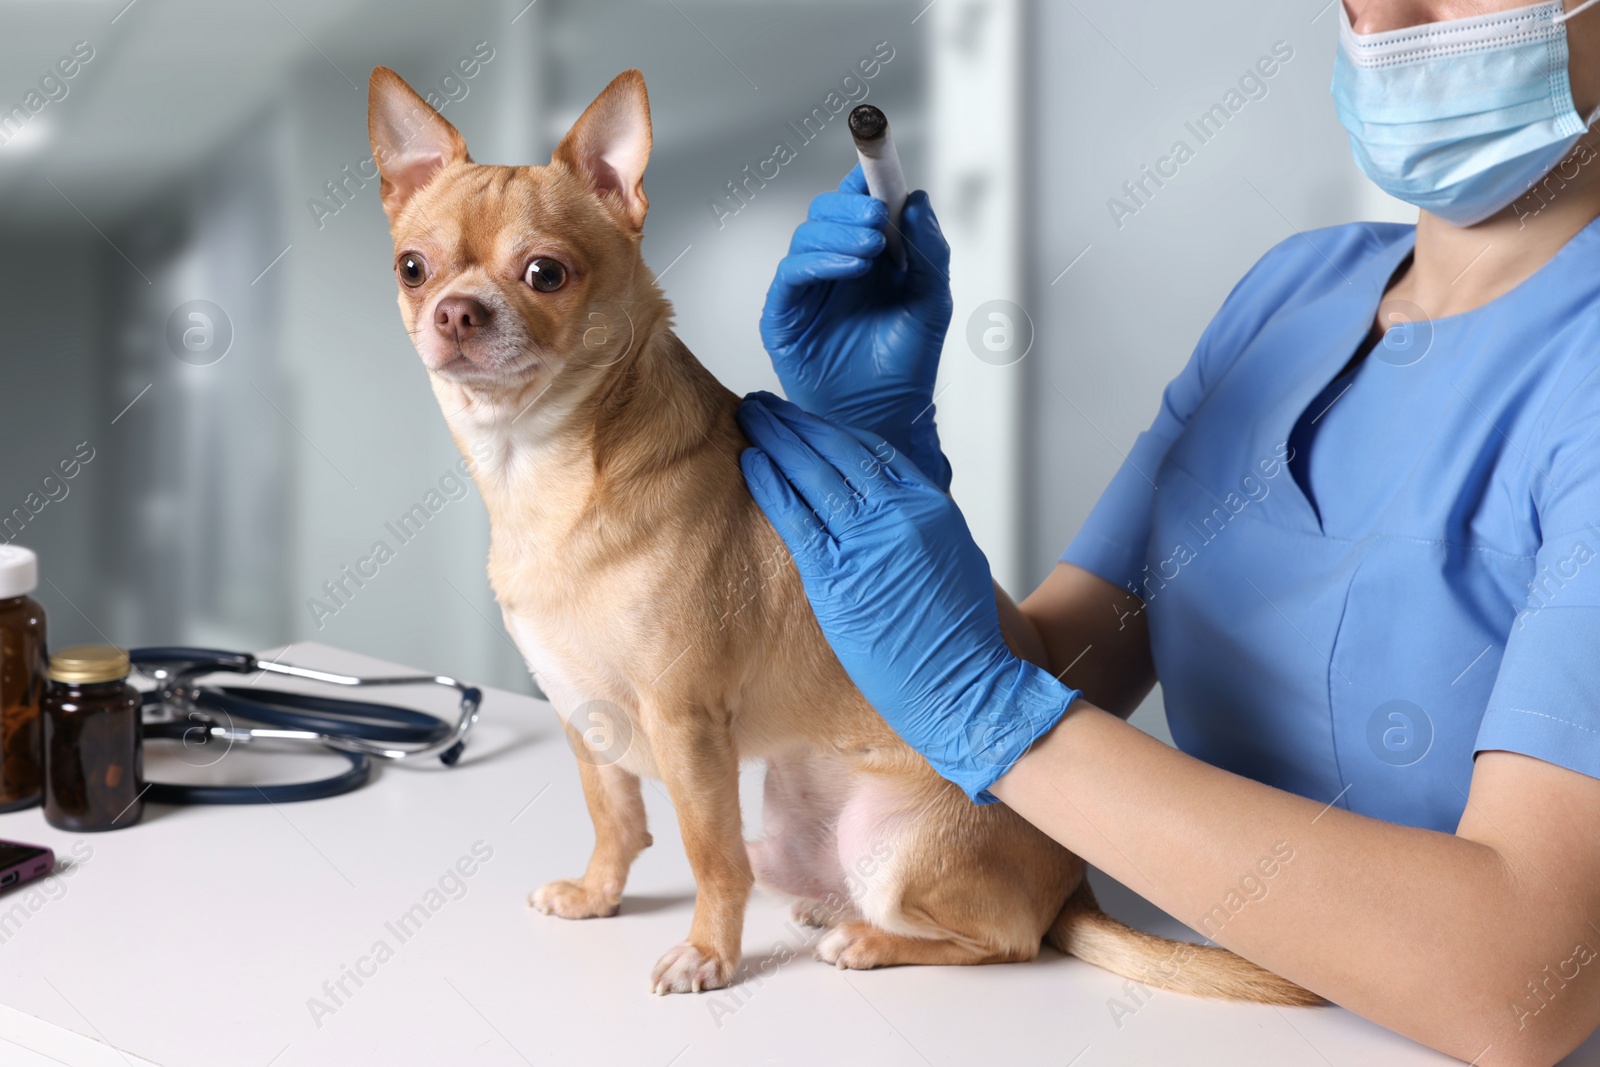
<box><xmin>1061</xmin><ymin>430</ymin><xmax>1176</xmax><ymax>592</ymax></box>
<box><xmin>1060</xmin><ymin>238</ymin><xmax>1302</xmax><ymax>592</ymax></box>
<box><xmin>1478</xmin><ymin>368</ymin><xmax>1600</xmax><ymax>781</ymax></box>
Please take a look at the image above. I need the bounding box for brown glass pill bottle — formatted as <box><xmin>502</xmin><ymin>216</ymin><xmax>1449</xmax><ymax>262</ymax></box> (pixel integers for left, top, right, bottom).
<box><xmin>0</xmin><ymin>546</ymin><xmax>47</xmax><ymax>812</ymax></box>
<box><xmin>44</xmin><ymin>646</ymin><xmax>144</xmax><ymax>832</ymax></box>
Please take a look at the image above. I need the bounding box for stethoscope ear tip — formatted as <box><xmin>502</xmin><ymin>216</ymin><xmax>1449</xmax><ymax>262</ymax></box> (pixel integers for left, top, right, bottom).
<box><xmin>440</xmin><ymin>741</ymin><xmax>466</xmax><ymax>767</ymax></box>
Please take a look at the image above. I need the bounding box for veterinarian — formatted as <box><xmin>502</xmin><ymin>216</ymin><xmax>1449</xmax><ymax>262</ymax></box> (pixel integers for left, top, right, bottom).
<box><xmin>738</xmin><ymin>1</ymin><xmax>1600</xmax><ymax>1062</ymax></box>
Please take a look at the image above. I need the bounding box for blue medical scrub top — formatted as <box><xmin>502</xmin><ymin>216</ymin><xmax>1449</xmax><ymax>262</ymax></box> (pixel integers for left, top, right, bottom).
<box><xmin>1062</xmin><ymin>217</ymin><xmax>1600</xmax><ymax>833</ymax></box>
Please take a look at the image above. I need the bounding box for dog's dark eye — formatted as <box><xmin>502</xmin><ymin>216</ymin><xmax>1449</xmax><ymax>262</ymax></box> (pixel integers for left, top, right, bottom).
<box><xmin>397</xmin><ymin>253</ymin><xmax>428</xmax><ymax>288</ymax></box>
<box><xmin>526</xmin><ymin>258</ymin><xmax>567</xmax><ymax>293</ymax></box>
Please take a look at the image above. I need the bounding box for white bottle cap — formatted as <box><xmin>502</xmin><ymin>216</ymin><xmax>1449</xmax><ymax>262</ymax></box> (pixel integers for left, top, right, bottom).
<box><xmin>0</xmin><ymin>546</ymin><xmax>39</xmax><ymax>600</ymax></box>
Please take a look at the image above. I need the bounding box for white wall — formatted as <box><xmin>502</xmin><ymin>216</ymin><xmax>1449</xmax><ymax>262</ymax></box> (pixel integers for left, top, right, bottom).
<box><xmin>0</xmin><ymin>235</ymin><xmax>103</xmax><ymax>641</ymax></box>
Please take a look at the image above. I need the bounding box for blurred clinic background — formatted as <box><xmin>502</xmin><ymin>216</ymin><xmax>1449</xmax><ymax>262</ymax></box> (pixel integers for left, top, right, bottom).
<box><xmin>0</xmin><ymin>0</ymin><xmax>1409</xmax><ymax>735</ymax></box>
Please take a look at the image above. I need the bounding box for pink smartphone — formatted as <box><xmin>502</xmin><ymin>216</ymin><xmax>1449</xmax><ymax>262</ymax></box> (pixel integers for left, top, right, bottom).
<box><xmin>0</xmin><ymin>839</ymin><xmax>55</xmax><ymax>891</ymax></box>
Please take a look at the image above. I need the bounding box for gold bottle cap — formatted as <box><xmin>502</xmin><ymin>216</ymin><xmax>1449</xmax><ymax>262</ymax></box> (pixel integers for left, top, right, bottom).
<box><xmin>49</xmin><ymin>645</ymin><xmax>130</xmax><ymax>685</ymax></box>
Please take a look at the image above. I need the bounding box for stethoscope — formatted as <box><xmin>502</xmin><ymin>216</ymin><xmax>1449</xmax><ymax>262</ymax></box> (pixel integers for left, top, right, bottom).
<box><xmin>129</xmin><ymin>647</ymin><xmax>481</xmax><ymax>805</ymax></box>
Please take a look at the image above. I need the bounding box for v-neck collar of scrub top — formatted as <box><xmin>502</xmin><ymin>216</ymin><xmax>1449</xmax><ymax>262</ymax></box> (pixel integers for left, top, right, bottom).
<box><xmin>1256</xmin><ymin>214</ymin><xmax>1600</xmax><ymax>538</ymax></box>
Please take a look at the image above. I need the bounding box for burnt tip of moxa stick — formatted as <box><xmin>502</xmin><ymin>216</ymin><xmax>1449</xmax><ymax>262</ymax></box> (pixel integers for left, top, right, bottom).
<box><xmin>848</xmin><ymin>104</ymin><xmax>889</xmax><ymax>145</ymax></box>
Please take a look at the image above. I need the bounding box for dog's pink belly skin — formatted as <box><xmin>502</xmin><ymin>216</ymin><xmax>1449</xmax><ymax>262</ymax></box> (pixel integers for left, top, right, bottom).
<box><xmin>749</xmin><ymin>751</ymin><xmax>851</xmax><ymax>899</ymax></box>
<box><xmin>751</xmin><ymin>751</ymin><xmax>918</xmax><ymax>918</ymax></box>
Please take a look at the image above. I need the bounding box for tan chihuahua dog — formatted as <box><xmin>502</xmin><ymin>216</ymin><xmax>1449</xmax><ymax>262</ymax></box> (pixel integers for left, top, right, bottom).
<box><xmin>367</xmin><ymin>65</ymin><xmax>1317</xmax><ymax>1003</ymax></box>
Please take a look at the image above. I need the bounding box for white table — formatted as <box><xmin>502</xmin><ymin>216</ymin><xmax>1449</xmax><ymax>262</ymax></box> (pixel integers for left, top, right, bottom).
<box><xmin>0</xmin><ymin>642</ymin><xmax>1592</xmax><ymax>1067</ymax></box>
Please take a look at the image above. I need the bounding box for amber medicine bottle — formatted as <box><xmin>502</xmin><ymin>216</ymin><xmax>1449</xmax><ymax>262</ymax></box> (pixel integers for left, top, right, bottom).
<box><xmin>44</xmin><ymin>645</ymin><xmax>143</xmax><ymax>831</ymax></box>
<box><xmin>0</xmin><ymin>546</ymin><xmax>47</xmax><ymax>812</ymax></box>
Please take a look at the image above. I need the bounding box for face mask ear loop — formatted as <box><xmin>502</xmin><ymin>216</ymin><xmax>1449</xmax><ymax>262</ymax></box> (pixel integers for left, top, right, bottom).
<box><xmin>1557</xmin><ymin>1</ymin><xmax>1599</xmax><ymax>129</ymax></box>
<box><xmin>1555</xmin><ymin>0</ymin><xmax>1600</xmax><ymax>24</ymax></box>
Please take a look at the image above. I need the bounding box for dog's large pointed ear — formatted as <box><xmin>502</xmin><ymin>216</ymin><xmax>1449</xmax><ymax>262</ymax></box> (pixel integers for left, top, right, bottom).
<box><xmin>552</xmin><ymin>69</ymin><xmax>652</xmax><ymax>231</ymax></box>
<box><xmin>368</xmin><ymin>66</ymin><xmax>470</xmax><ymax>219</ymax></box>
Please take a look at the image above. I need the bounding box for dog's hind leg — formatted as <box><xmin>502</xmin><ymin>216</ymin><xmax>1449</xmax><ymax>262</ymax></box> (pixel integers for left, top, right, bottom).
<box><xmin>530</xmin><ymin>718</ymin><xmax>652</xmax><ymax>919</ymax></box>
<box><xmin>816</xmin><ymin>773</ymin><xmax>1076</xmax><ymax>970</ymax></box>
<box><xmin>817</xmin><ymin>920</ymin><xmax>1027</xmax><ymax>967</ymax></box>
<box><xmin>818</xmin><ymin>773</ymin><xmax>1320</xmax><ymax>1003</ymax></box>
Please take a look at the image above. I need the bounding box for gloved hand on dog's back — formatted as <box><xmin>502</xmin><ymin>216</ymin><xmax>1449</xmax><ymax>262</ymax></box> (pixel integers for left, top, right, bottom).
<box><xmin>737</xmin><ymin>392</ymin><xmax>1080</xmax><ymax>803</ymax></box>
<box><xmin>759</xmin><ymin>166</ymin><xmax>954</xmax><ymax>493</ymax></box>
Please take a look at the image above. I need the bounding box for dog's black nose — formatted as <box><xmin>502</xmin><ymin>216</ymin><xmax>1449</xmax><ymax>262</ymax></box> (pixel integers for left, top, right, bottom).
<box><xmin>435</xmin><ymin>295</ymin><xmax>493</xmax><ymax>340</ymax></box>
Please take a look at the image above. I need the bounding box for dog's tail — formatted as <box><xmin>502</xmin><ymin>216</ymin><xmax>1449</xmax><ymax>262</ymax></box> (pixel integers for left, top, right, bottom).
<box><xmin>1045</xmin><ymin>880</ymin><xmax>1323</xmax><ymax>1006</ymax></box>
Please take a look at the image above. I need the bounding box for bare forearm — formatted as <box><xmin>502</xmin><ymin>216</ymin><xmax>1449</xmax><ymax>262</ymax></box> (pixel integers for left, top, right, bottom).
<box><xmin>994</xmin><ymin>580</ymin><xmax>1050</xmax><ymax>668</ymax></box>
<box><xmin>1001</xmin><ymin>563</ymin><xmax>1155</xmax><ymax>718</ymax></box>
<box><xmin>994</xmin><ymin>704</ymin><xmax>1600</xmax><ymax>1066</ymax></box>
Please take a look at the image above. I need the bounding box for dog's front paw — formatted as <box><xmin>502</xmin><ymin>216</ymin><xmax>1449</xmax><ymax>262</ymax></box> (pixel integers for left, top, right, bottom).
<box><xmin>530</xmin><ymin>878</ymin><xmax>620</xmax><ymax>919</ymax></box>
<box><xmin>650</xmin><ymin>941</ymin><xmax>736</xmax><ymax>994</ymax></box>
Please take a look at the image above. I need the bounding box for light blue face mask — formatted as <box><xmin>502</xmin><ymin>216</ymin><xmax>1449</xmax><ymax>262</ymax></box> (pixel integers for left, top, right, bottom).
<box><xmin>1332</xmin><ymin>0</ymin><xmax>1600</xmax><ymax>226</ymax></box>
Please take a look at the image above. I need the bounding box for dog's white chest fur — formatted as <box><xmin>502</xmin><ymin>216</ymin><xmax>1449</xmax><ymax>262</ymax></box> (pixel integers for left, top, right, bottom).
<box><xmin>503</xmin><ymin>608</ymin><xmax>658</xmax><ymax>778</ymax></box>
<box><xmin>503</xmin><ymin>609</ymin><xmax>584</xmax><ymax>718</ymax></box>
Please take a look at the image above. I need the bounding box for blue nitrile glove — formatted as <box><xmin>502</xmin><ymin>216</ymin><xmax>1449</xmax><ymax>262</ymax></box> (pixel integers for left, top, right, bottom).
<box><xmin>759</xmin><ymin>166</ymin><xmax>954</xmax><ymax>493</ymax></box>
<box><xmin>737</xmin><ymin>392</ymin><xmax>1079</xmax><ymax>803</ymax></box>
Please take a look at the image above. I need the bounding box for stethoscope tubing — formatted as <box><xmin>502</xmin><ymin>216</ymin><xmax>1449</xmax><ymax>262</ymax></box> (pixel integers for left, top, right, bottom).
<box><xmin>140</xmin><ymin>714</ymin><xmax>372</xmax><ymax>804</ymax></box>
<box><xmin>127</xmin><ymin>647</ymin><xmax>481</xmax><ymax>804</ymax></box>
